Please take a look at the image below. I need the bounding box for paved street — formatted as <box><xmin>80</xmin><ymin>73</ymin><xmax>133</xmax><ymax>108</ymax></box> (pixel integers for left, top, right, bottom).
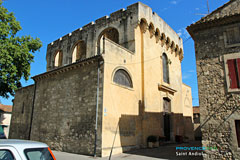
<box><xmin>53</xmin><ymin>141</ymin><xmax>203</xmax><ymax>160</ymax></box>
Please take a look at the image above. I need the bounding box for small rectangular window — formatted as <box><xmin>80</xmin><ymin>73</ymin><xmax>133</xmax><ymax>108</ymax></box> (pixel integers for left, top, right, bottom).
<box><xmin>226</xmin><ymin>27</ymin><xmax>240</xmax><ymax>45</ymax></box>
<box><xmin>235</xmin><ymin>120</ymin><xmax>240</xmax><ymax>147</ymax></box>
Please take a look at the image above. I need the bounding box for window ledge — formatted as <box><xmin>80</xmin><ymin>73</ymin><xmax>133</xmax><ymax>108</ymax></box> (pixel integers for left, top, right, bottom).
<box><xmin>158</xmin><ymin>84</ymin><xmax>177</xmax><ymax>95</ymax></box>
<box><xmin>225</xmin><ymin>43</ymin><xmax>240</xmax><ymax>48</ymax></box>
<box><xmin>111</xmin><ymin>82</ymin><xmax>134</xmax><ymax>91</ymax></box>
<box><xmin>227</xmin><ymin>88</ymin><xmax>240</xmax><ymax>93</ymax></box>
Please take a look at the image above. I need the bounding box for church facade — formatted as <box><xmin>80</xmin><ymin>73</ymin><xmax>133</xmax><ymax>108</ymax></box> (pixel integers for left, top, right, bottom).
<box><xmin>10</xmin><ymin>2</ymin><xmax>193</xmax><ymax>157</ymax></box>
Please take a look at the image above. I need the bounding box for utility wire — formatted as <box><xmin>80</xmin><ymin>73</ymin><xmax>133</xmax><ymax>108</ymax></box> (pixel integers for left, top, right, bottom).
<box><xmin>104</xmin><ymin>55</ymin><xmax>160</xmax><ymax>66</ymax></box>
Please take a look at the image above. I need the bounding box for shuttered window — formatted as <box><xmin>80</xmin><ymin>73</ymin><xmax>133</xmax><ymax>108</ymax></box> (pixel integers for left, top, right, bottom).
<box><xmin>235</xmin><ymin>120</ymin><xmax>240</xmax><ymax>147</ymax></box>
<box><xmin>226</xmin><ymin>27</ymin><xmax>240</xmax><ymax>45</ymax></box>
<box><xmin>227</xmin><ymin>59</ymin><xmax>240</xmax><ymax>89</ymax></box>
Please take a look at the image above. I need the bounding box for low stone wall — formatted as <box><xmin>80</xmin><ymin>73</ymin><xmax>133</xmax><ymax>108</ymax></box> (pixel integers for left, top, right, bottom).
<box><xmin>9</xmin><ymin>85</ymin><xmax>35</xmax><ymax>140</ymax></box>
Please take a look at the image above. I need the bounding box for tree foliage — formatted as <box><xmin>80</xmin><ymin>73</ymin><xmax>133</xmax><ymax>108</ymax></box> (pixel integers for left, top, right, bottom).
<box><xmin>0</xmin><ymin>1</ymin><xmax>42</xmax><ymax>98</ymax></box>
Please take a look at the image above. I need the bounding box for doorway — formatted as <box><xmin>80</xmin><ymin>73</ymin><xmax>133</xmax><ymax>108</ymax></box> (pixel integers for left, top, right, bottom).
<box><xmin>164</xmin><ymin>114</ymin><xmax>170</xmax><ymax>141</ymax></box>
<box><xmin>163</xmin><ymin>98</ymin><xmax>171</xmax><ymax>141</ymax></box>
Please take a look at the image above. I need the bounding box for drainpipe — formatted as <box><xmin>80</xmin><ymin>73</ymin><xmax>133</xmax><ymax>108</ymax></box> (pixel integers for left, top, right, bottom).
<box><xmin>94</xmin><ymin>59</ymin><xmax>101</xmax><ymax>157</ymax></box>
<box><xmin>28</xmin><ymin>79</ymin><xmax>37</xmax><ymax>140</ymax></box>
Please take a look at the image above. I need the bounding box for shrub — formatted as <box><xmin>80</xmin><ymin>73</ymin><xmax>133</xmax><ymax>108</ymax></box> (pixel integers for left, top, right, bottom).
<box><xmin>147</xmin><ymin>135</ymin><xmax>157</xmax><ymax>143</ymax></box>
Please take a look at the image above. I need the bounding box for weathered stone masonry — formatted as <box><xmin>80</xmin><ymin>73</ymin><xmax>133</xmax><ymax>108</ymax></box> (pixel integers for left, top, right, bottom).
<box><xmin>9</xmin><ymin>85</ymin><xmax>34</xmax><ymax>140</ymax></box>
<box><xmin>10</xmin><ymin>2</ymin><xmax>194</xmax><ymax>157</ymax></box>
<box><xmin>187</xmin><ymin>0</ymin><xmax>240</xmax><ymax>159</ymax></box>
<box><xmin>11</xmin><ymin>56</ymin><xmax>104</xmax><ymax>156</ymax></box>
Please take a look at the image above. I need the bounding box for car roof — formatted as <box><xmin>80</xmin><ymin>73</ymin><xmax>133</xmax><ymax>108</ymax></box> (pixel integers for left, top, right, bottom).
<box><xmin>0</xmin><ymin>139</ymin><xmax>48</xmax><ymax>148</ymax></box>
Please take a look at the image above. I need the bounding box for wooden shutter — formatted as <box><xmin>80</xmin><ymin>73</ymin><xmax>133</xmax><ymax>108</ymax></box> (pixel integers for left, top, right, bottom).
<box><xmin>227</xmin><ymin>59</ymin><xmax>238</xmax><ymax>89</ymax></box>
<box><xmin>235</xmin><ymin>120</ymin><xmax>240</xmax><ymax>147</ymax></box>
<box><xmin>236</xmin><ymin>59</ymin><xmax>240</xmax><ymax>87</ymax></box>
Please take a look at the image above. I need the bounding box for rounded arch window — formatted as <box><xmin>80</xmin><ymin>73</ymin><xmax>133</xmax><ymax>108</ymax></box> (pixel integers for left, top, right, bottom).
<box><xmin>162</xmin><ymin>53</ymin><xmax>169</xmax><ymax>83</ymax></box>
<box><xmin>54</xmin><ymin>51</ymin><xmax>63</xmax><ymax>67</ymax></box>
<box><xmin>113</xmin><ymin>69</ymin><xmax>133</xmax><ymax>88</ymax></box>
<box><xmin>72</xmin><ymin>41</ymin><xmax>86</xmax><ymax>63</ymax></box>
<box><xmin>98</xmin><ymin>27</ymin><xmax>119</xmax><ymax>54</ymax></box>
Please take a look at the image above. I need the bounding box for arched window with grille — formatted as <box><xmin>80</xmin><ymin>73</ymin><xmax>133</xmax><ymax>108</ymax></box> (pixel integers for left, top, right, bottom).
<box><xmin>162</xmin><ymin>53</ymin><xmax>169</xmax><ymax>83</ymax></box>
<box><xmin>113</xmin><ymin>69</ymin><xmax>133</xmax><ymax>88</ymax></box>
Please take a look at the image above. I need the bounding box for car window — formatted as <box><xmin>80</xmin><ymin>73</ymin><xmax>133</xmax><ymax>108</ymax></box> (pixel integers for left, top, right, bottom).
<box><xmin>24</xmin><ymin>148</ymin><xmax>54</xmax><ymax>160</ymax></box>
<box><xmin>0</xmin><ymin>149</ymin><xmax>15</xmax><ymax>160</ymax></box>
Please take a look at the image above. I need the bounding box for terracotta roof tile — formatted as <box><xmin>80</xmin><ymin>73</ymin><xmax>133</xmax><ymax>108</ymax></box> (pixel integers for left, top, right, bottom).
<box><xmin>193</xmin><ymin>106</ymin><xmax>200</xmax><ymax>114</ymax></box>
<box><xmin>192</xmin><ymin>0</ymin><xmax>238</xmax><ymax>25</ymax></box>
<box><xmin>0</xmin><ymin>104</ymin><xmax>12</xmax><ymax>113</ymax></box>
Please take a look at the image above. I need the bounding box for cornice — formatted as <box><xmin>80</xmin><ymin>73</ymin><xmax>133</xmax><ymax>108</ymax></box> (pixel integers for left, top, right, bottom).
<box><xmin>33</xmin><ymin>55</ymin><xmax>103</xmax><ymax>81</ymax></box>
<box><xmin>158</xmin><ymin>84</ymin><xmax>177</xmax><ymax>95</ymax></box>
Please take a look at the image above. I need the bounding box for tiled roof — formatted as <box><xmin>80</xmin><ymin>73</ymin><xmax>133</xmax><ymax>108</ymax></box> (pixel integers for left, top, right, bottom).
<box><xmin>0</xmin><ymin>104</ymin><xmax>12</xmax><ymax>113</ymax></box>
<box><xmin>193</xmin><ymin>106</ymin><xmax>200</xmax><ymax>114</ymax></box>
<box><xmin>193</xmin><ymin>0</ymin><xmax>238</xmax><ymax>25</ymax></box>
<box><xmin>187</xmin><ymin>0</ymin><xmax>240</xmax><ymax>37</ymax></box>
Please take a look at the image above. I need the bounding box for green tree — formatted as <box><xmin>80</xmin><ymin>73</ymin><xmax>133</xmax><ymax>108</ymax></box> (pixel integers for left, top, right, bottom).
<box><xmin>0</xmin><ymin>1</ymin><xmax>42</xmax><ymax>98</ymax></box>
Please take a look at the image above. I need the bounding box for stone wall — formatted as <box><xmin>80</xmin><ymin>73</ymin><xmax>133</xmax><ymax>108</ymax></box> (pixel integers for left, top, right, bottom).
<box><xmin>46</xmin><ymin>3</ymin><xmax>139</xmax><ymax>71</ymax></box>
<box><xmin>18</xmin><ymin>58</ymin><xmax>104</xmax><ymax>156</ymax></box>
<box><xmin>46</xmin><ymin>2</ymin><xmax>184</xmax><ymax>72</ymax></box>
<box><xmin>9</xmin><ymin>85</ymin><xmax>35</xmax><ymax>140</ymax></box>
<box><xmin>193</xmin><ymin>22</ymin><xmax>240</xmax><ymax>159</ymax></box>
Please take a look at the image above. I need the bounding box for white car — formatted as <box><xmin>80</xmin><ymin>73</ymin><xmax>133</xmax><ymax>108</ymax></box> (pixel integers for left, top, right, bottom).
<box><xmin>0</xmin><ymin>139</ymin><xmax>56</xmax><ymax>160</ymax></box>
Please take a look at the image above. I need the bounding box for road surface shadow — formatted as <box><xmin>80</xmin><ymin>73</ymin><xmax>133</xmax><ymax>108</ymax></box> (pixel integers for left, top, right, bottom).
<box><xmin>121</xmin><ymin>141</ymin><xmax>203</xmax><ymax>160</ymax></box>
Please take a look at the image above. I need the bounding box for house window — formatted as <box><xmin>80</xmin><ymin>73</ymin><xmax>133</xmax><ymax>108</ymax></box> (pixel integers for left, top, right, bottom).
<box><xmin>72</xmin><ymin>41</ymin><xmax>86</xmax><ymax>63</ymax></box>
<box><xmin>224</xmin><ymin>53</ymin><xmax>240</xmax><ymax>92</ymax></box>
<box><xmin>162</xmin><ymin>53</ymin><xmax>169</xmax><ymax>83</ymax></box>
<box><xmin>224</xmin><ymin>26</ymin><xmax>240</xmax><ymax>48</ymax></box>
<box><xmin>113</xmin><ymin>69</ymin><xmax>133</xmax><ymax>88</ymax></box>
<box><xmin>227</xmin><ymin>59</ymin><xmax>240</xmax><ymax>89</ymax></box>
<box><xmin>54</xmin><ymin>51</ymin><xmax>63</xmax><ymax>67</ymax></box>
<box><xmin>235</xmin><ymin>120</ymin><xmax>240</xmax><ymax>147</ymax></box>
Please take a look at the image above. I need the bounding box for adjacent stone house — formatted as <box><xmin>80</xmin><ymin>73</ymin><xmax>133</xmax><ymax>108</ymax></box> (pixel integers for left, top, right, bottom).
<box><xmin>10</xmin><ymin>2</ymin><xmax>194</xmax><ymax>157</ymax></box>
<box><xmin>187</xmin><ymin>0</ymin><xmax>240</xmax><ymax>159</ymax></box>
<box><xmin>0</xmin><ymin>103</ymin><xmax>12</xmax><ymax>138</ymax></box>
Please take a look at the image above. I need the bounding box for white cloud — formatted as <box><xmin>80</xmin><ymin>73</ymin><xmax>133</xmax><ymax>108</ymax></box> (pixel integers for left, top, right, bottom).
<box><xmin>170</xmin><ymin>1</ymin><xmax>177</xmax><ymax>5</ymax></box>
<box><xmin>182</xmin><ymin>73</ymin><xmax>191</xmax><ymax>80</ymax></box>
<box><xmin>177</xmin><ymin>32</ymin><xmax>182</xmax><ymax>37</ymax></box>
<box><xmin>182</xmin><ymin>70</ymin><xmax>196</xmax><ymax>80</ymax></box>
<box><xmin>188</xmin><ymin>70</ymin><xmax>195</xmax><ymax>73</ymax></box>
<box><xmin>195</xmin><ymin>8</ymin><xmax>200</xmax><ymax>11</ymax></box>
<box><xmin>177</xmin><ymin>28</ymin><xmax>190</xmax><ymax>41</ymax></box>
<box><xmin>160</xmin><ymin>7</ymin><xmax>169</xmax><ymax>12</ymax></box>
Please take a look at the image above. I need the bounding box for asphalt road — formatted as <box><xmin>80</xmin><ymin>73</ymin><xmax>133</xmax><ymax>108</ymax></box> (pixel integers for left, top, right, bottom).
<box><xmin>53</xmin><ymin>141</ymin><xmax>203</xmax><ymax>160</ymax></box>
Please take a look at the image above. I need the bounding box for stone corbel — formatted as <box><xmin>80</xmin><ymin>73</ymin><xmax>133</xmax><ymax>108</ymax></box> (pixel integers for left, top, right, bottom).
<box><xmin>149</xmin><ymin>29</ymin><xmax>155</xmax><ymax>38</ymax></box>
<box><xmin>170</xmin><ymin>41</ymin><xmax>175</xmax><ymax>53</ymax></box>
<box><xmin>165</xmin><ymin>37</ymin><xmax>171</xmax><ymax>51</ymax></box>
<box><xmin>139</xmin><ymin>19</ymin><xmax>148</xmax><ymax>33</ymax></box>
<box><xmin>160</xmin><ymin>33</ymin><xmax>166</xmax><ymax>47</ymax></box>
<box><xmin>158</xmin><ymin>84</ymin><xmax>177</xmax><ymax>95</ymax></box>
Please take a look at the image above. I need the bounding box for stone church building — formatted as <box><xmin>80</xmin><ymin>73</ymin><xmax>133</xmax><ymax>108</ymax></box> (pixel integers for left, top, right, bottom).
<box><xmin>10</xmin><ymin>2</ymin><xmax>194</xmax><ymax>157</ymax></box>
<box><xmin>187</xmin><ymin>0</ymin><xmax>240</xmax><ymax>159</ymax></box>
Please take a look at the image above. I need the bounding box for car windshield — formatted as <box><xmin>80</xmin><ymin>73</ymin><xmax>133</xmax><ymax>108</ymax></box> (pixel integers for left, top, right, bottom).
<box><xmin>24</xmin><ymin>148</ymin><xmax>54</xmax><ymax>160</ymax></box>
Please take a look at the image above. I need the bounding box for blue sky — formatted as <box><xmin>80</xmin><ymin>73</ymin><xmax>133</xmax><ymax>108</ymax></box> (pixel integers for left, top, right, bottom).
<box><xmin>1</xmin><ymin>0</ymin><xmax>229</xmax><ymax>106</ymax></box>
